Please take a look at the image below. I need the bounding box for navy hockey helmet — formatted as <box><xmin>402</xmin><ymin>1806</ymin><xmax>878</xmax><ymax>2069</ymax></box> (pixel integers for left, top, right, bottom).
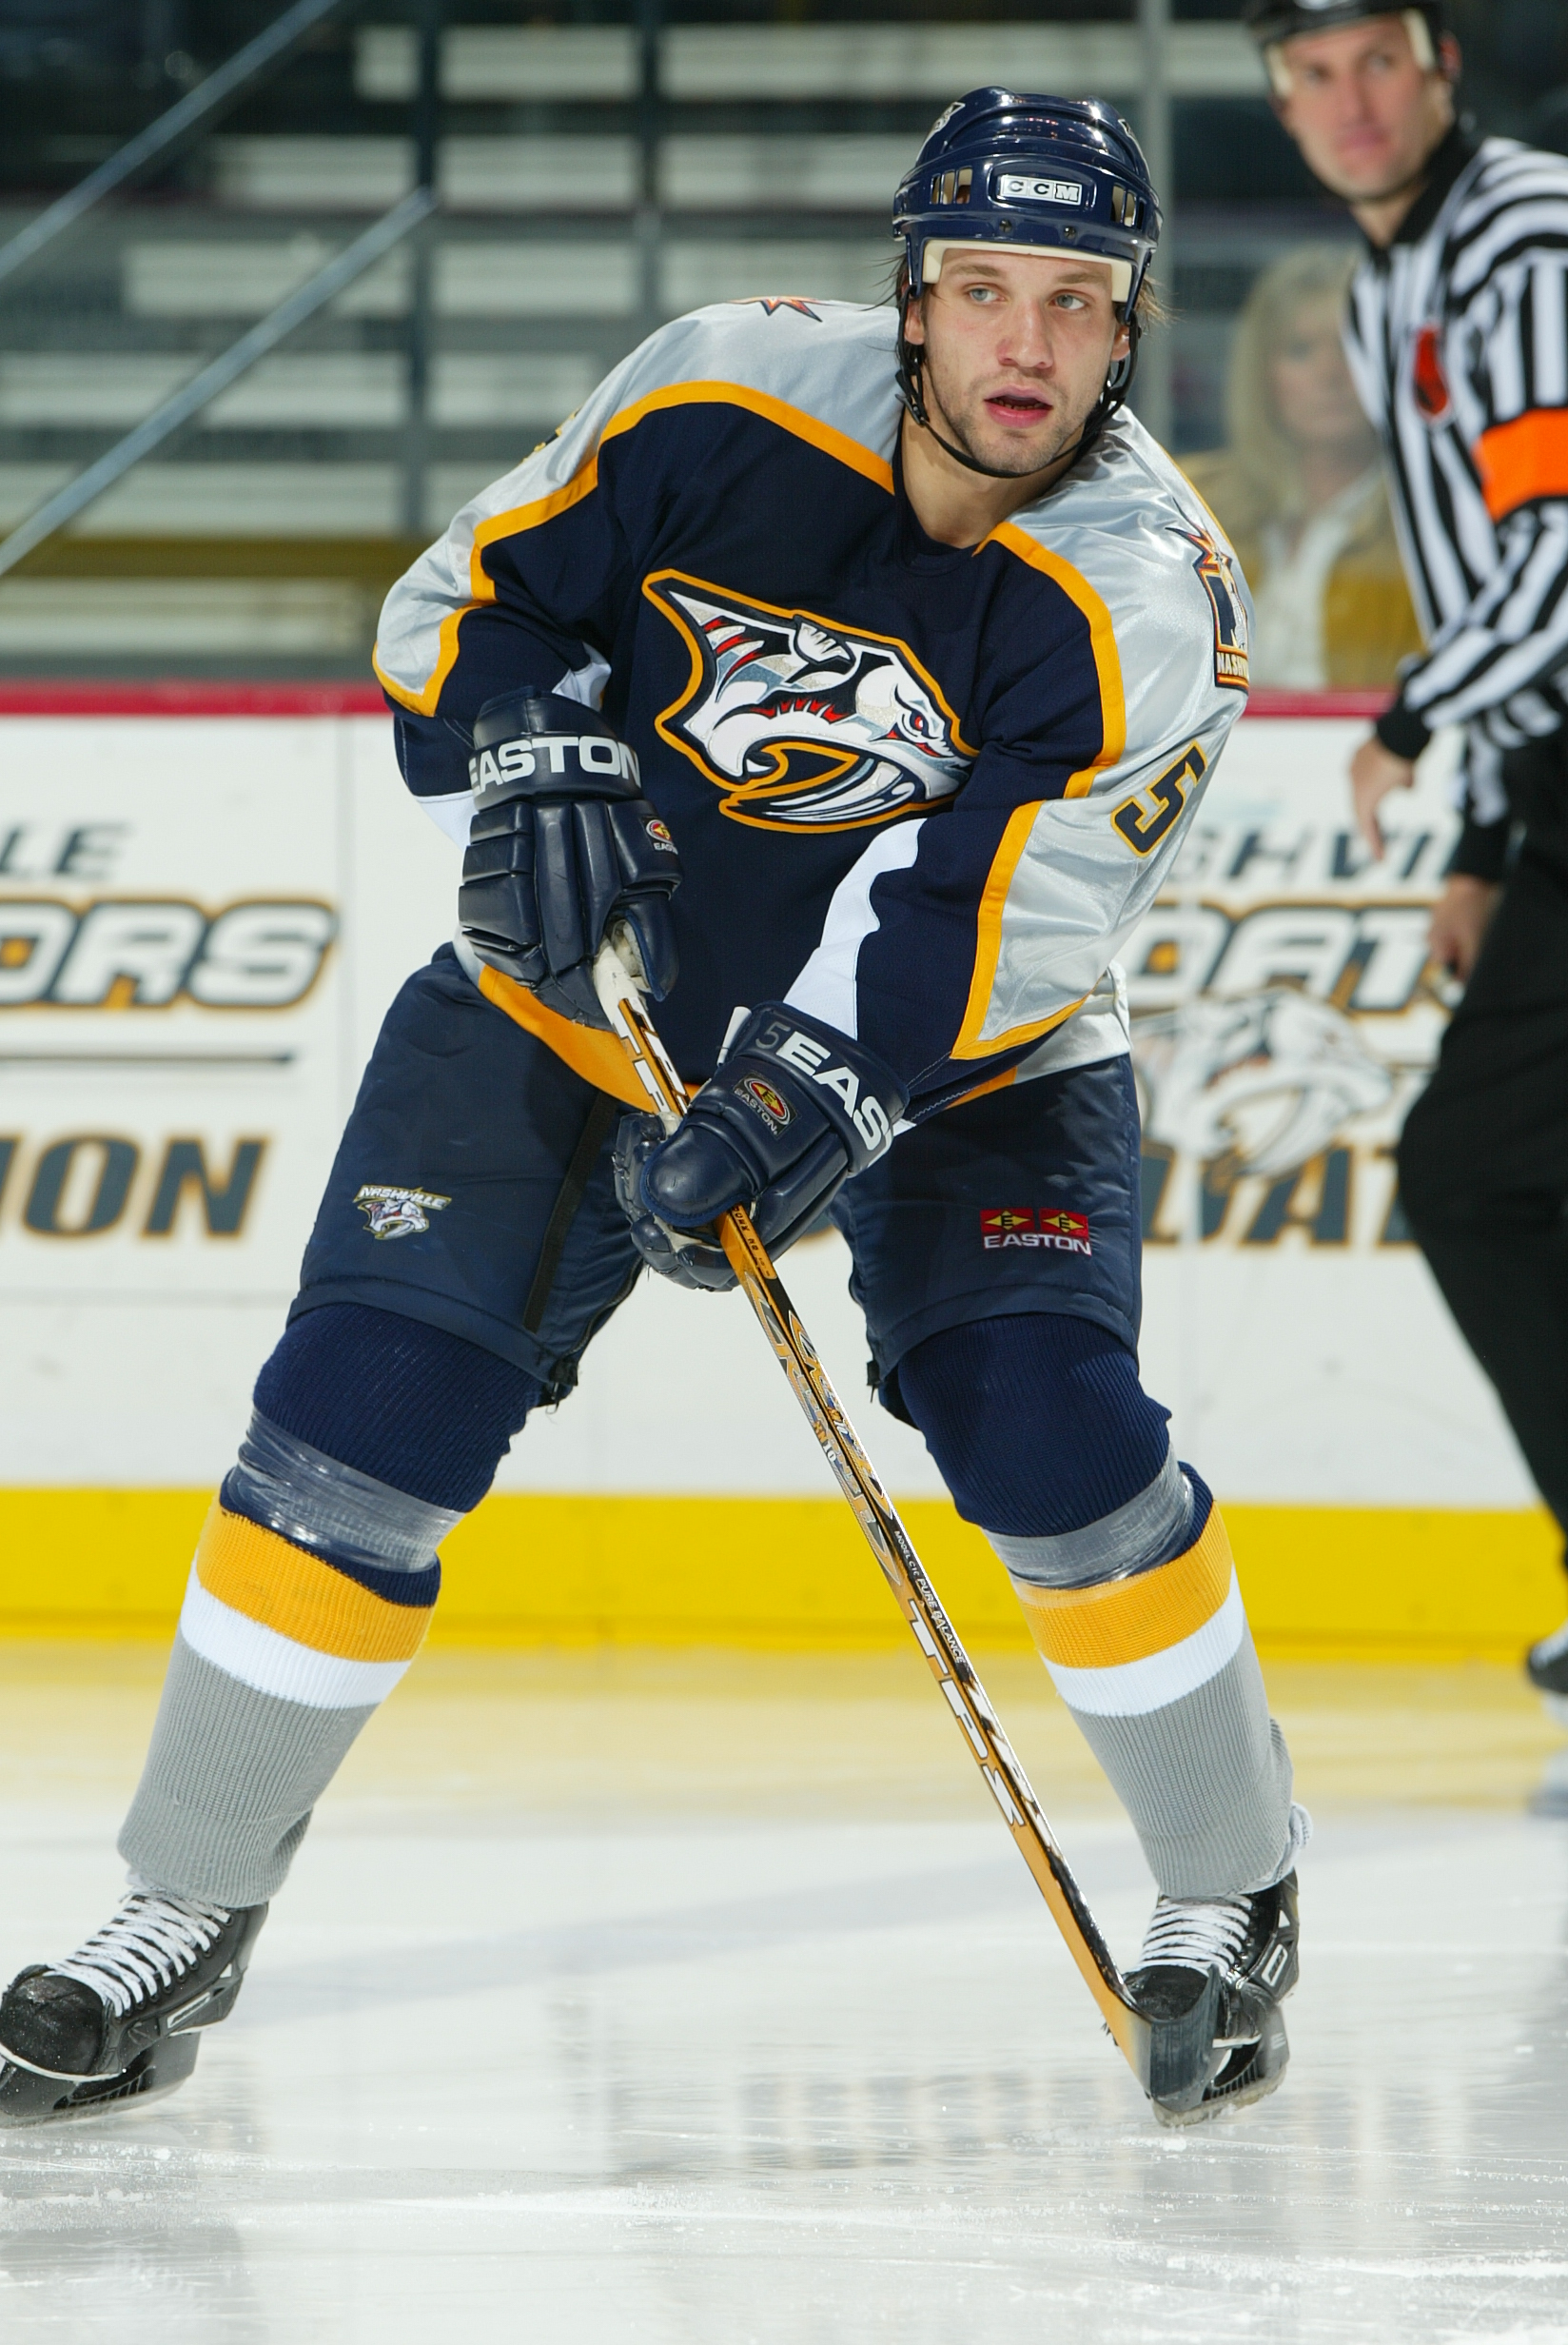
<box><xmin>892</xmin><ymin>89</ymin><xmax>1162</xmax><ymax>475</ymax></box>
<box><xmin>892</xmin><ymin>89</ymin><xmax>1161</xmax><ymax>314</ymax></box>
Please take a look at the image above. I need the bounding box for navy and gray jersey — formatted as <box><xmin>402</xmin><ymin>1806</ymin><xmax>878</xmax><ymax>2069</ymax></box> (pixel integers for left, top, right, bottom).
<box><xmin>1343</xmin><ymin>128</ymin><xmax>1568</xmax><ymax>864</ymax></box>
<box><xmin>374</xmin><ymin>297</ymin><xmax>1251</xmax><ymax>1117</ymax></box>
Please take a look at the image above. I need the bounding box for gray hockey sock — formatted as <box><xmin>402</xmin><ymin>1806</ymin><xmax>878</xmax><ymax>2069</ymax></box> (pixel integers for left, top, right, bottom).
<box><xmin>118</xmin><ymin>1413</ymin><xmax>460</xmax><ymax>1907</ymax></box>
<box><xmin>992</xmin><ymin>1449</ymin><xmax>1307</xmax><ymax>1897</ymax></box>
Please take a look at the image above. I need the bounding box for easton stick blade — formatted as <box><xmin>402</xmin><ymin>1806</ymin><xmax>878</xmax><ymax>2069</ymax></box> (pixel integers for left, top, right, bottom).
<box><xmin>589</xmin><ymin>934</ymin><xmax>1157</xmax><ymax>2097</ymax></box>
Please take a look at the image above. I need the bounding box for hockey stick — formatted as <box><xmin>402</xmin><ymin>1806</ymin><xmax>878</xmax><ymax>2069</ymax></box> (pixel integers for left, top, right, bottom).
<box><xmin>592</xmin><ymin>934</ymin><xmax>1156</xmax><ymax>2094</ymax></box>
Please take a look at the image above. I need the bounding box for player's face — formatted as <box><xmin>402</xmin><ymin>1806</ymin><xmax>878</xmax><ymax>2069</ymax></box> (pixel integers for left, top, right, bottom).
<box><xmin>906</xmin><ymin>250</ymin><xmax>1131</xmax><ymax>479</ymax></box>
<box><xmin>1273</xmin><ymin>17</ymin><xmax>1455</xmax><ymax>204</ymax></box>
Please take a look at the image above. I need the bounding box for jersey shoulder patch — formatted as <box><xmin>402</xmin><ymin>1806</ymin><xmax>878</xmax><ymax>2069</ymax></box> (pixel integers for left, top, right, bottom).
<box><xmin>1001</xmin><ymin>417</ymin><xmax>1253</xmax><ymax>764</ymax></box>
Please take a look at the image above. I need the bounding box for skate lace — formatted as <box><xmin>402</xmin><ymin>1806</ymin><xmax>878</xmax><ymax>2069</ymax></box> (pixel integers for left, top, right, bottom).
<box><xmin>52</xmin><ymin>1892</ymin><xmax>231</xmax><ymax>2019</ymax></box>
<box><xmin>1137</xmin><ymin>1892</ymin><xmax>1253</xmax><ymax>1978</ymax></box>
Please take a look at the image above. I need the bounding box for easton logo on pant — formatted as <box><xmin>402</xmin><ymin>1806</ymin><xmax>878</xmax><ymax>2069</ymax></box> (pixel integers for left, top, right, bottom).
<box><xmin>980</xmin><ymin>1207</ymin><xmax>1091</xmax><ymax>1254</ymax></box>
<box><xmin>355</xmin><ymin>1184</ymin><xmax>451</xmax><ymax>1239</ymax></box>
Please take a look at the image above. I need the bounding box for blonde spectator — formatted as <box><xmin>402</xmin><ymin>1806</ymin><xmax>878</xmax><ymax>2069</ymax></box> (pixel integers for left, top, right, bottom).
<box><xmin>1184</xmin><ymin>245</ymin><xmax>1421</xmax><ymax>689</ymax></box>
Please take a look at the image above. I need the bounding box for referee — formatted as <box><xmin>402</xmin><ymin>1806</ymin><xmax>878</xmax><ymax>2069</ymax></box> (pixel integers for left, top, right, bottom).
<box><xmin>1251</xmin><ymin>1</ymin><xmax>1568</xmax><ymax>1707</ymax></box>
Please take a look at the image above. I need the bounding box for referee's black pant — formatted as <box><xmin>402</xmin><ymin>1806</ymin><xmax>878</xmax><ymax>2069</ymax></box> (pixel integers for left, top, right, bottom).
<box><xmin>1398</xmin><ymin>823</ymin><xmax>1568</xmax><ymax>1554</ymax></box>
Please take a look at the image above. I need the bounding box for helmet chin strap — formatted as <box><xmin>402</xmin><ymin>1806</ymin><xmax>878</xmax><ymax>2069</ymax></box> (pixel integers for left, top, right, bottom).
<box><xmin>895</xmin><ymin>292</ymin><xmax>1143</xmax><ymax>483</ymax></box>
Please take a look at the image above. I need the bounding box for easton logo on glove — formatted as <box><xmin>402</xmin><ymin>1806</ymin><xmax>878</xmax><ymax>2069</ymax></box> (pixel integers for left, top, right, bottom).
<box><xmin>458</xmin><ymin>686</ymin><xmax>680</xmax><ymax>1028</ymax></box>
<box><xmin>753</xmin><ymin>1015</ymin><xmax>894</xmax><ymax>1156</ymax></box>
<box><xmin>738</xmin><ymin>1076</ymin><xmax>793</xmax><ymax>1129</ymax></box>
<box><xmin>636</xmin><ymin>1001</ymin><xmax>909</xmax><ymax>1266</ymax></box>
<box><xmin>468</xmin><ymin>732</ymin><xmax>640</xmax><ymax>796</ymax></box>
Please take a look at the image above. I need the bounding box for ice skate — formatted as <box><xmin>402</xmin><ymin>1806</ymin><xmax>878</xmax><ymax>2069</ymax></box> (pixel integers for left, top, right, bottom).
<box><xmin>1127</xmin><ymin>1873</ymin><xmax>1299</xmax><ymax>2127</ymax></box>
<box><xmin>1523</xmin><ymin>1628</ymin><xmax>1568</xmax><ymax>1813</ymax></box>
<box><xmin>0</xmin><ymin>1888</ymin><xmax>266</xmax><ymax>2124</ymax></box>
<box><xmin>1526</xmin><ymin>1621</ymin><xmax>1568</xmax><ymax>1701</ymax></box>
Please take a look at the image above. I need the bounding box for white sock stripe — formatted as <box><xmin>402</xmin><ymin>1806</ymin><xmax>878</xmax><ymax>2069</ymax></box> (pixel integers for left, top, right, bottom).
<box><xmin>1042</xmin><ymin>1569</ymin><xmax>1245</xmax><ymax>1717</ymax></box>
<box><xmin>177</xmin><ymin>1567</ymin><xmax>412</xmax><ymax>1711</ymax></box>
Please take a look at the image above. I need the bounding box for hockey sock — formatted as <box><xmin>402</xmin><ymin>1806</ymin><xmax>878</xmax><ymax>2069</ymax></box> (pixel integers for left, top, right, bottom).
<box><xmin>119</xmin><ymin>1307</ymin><xmax>538</xmax><ymax>1907</ymax></box>
<box><xmin>898</xmin><ymin>1315</ymin><xmax>1304</xmax><ymax>1897</ymax></box>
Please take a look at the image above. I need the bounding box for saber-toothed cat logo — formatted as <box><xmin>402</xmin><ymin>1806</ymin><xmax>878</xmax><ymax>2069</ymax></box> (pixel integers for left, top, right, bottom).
<box><xmin>354</xmin><ymin>1183</ymin><xmax>451</xmax><ymax>1240</ymax></box>
<box><xmin>644</xmin><ymin>572</ymin><xmax>973</xmax><ymax>831</ymax></box>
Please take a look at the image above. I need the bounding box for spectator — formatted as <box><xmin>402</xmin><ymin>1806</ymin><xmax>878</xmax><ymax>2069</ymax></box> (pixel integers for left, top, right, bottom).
<box><xmin>1183</xmin><ymin>245</ymin><xmax>1421</xmax><ymax>689</ymax></box>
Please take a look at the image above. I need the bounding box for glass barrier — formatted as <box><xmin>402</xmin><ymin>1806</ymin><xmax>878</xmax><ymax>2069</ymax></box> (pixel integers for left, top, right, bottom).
<box><xmin>0</xmin><ymin>4</ymin><xmax>1560</xmax><ymax>675</ymax></box>
<box><xmin>1178</xmin><ymin>241</ymin><xmax>1421</xmax><ymax>693</ymax></box>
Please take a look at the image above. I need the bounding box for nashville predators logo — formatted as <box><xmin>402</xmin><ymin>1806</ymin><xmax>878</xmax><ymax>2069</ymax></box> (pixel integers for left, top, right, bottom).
<box><xmin>1184</xmin><ymin>529</ymin><xmax>1249</xmax><ymax>692</ymax></box>
<box><xmin>354</xmin><ymin>1183</ymin><xmax>451</xmax><ymax>1240</ymax></box>
<box><xmin>643</xmin><ymin>572</ymin><xmax>973</xmax><ymax>832</ymax></box>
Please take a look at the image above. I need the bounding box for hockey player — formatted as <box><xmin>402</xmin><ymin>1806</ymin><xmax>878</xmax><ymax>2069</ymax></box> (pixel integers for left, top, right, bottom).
<box><xmin>0</xmin><ymin>91</ymin><xmax>1306</xmax><ymax>2128</ymax></box>
<box><xmin>1250</xmin><ymin>2</ymin><xmax>1568</xmax><ymax>1730</ymax></box>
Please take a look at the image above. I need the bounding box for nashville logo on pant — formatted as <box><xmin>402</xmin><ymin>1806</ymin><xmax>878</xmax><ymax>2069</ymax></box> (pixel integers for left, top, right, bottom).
<box><xmin>355</xmin><ymin>1184</ymin><xmax>451</xmax><ymax>1239</ymax></box>
<box><xmin>980</xmin><ymin>1207</ymin><xmax>1091</xmax><ymax>1255</ymax></box>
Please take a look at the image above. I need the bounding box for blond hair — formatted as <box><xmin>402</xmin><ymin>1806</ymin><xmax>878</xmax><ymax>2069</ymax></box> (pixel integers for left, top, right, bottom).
<box><xmin>1221</xmin><ymin>244</ymin><xmax>1363</xmax><ymax>530</ymax></box>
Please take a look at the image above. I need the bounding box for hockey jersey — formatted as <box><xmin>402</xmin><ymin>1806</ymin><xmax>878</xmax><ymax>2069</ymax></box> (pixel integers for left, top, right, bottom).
<box><xmin>1343</xmin><ymin>128</ymin><xmax>1568</xmax><ymax>865</ymax></box>
<box><xmin>375</xmin><ymin>297</ymin><xmax>1251</xmax><ymax>1115</ymax></box>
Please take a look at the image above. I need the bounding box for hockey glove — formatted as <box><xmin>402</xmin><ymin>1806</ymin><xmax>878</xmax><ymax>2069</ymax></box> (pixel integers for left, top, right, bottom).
<box><xmin>635</xmin><ymin>1004</ymin><xmax>907</xmax><ymax>1270</ymax></box>
<box><xmin>458</xmin><ymin>687</ymin><xmax>680</xmax><ymax>1029</ymax></box>
<box><xmin>613</xmin><ymin>1113</ymin><xmax>738</xmax><ymax>1291</ymax></box>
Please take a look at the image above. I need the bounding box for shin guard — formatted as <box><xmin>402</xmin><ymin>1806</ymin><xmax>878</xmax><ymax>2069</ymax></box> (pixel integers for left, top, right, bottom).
<box><xmin>118</xmin><ymin>1417</ymin><xmax>453</xmax><ymax>1907</ymax></box>
<box><xmin>996</xmin><ymin>1468</ymin><xmax>1303</xmax><ymax>1897</ymax></box>
<box><xmin>121</xmin><ymin>1309</ymin><xmax>537</xmax><ymax>1908</ymax></box>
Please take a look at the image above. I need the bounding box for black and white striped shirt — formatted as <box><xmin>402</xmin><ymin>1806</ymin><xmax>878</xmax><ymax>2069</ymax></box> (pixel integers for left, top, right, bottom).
<box><xmin>1343</xmin><ymin>128</ymin><xmax>1568</xmax><ymax>835</ymax></box>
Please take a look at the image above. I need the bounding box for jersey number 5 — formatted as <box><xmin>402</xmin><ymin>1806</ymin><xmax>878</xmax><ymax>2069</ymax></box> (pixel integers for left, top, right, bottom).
<box><xmin>1111</xmin><ymin>741</ymin><xmax>1206</xmax><ymax>857</ymax></box>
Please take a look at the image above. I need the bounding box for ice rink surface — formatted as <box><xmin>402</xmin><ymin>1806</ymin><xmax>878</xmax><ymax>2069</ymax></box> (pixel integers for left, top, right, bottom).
<box><xmin>0</xmin><ymin>1645</ymin><xmax>1565</xmax><ymax>2344</ymax></box>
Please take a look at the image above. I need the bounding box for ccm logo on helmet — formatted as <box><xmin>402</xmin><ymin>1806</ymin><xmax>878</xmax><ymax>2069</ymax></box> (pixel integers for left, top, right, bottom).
<box><xmin>767</xmin><ymin>1022</ymin><xmax>892</xmax><ymax>1154</ymax></box>
<box><xmin>996</xmin><ymin>173</ymin><xmax>1086</xmax><ymax>207</ymax></box>
<box><xmin>468</xmin><ymin>734</ymin><xmax>641</xmax><ymax>793</ymax></box>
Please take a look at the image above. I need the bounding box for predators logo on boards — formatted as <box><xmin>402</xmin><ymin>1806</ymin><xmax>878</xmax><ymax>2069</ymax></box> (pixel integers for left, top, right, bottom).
<box><xmin>644</xmin><ymin>572</ymin><xmax>973</xmax><ymax>832</ymax></box>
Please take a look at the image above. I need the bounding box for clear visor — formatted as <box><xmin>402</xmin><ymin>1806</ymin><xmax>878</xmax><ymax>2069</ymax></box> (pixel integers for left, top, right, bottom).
<box><xmin>922</xmin><ymin>239</ymin><xmax>1133</xmax><ymax>305</ymax></box>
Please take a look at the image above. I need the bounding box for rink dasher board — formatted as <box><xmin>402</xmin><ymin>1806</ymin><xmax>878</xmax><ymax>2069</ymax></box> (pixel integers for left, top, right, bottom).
<box><xmin>0</xmin><ymin>706</ymin><xmax>1535</xmax><ymax>1514</ymax></box>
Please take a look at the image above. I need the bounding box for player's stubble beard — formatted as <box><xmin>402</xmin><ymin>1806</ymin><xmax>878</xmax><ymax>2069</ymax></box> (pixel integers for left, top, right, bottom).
<box><xmin>915</xmin><ymin>333</ymin><xmax>1107</xmax><ymax>483</ymax></box>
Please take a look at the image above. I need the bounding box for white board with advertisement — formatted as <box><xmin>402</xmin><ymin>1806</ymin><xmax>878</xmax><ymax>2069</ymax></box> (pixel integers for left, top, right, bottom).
<box><xmin>0</xmin><ymin>701</ymin><xmax>1529</xmax><ymax>1509</ymax></box>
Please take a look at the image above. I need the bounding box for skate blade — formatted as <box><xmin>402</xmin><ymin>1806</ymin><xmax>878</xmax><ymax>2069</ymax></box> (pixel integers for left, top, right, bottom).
<box><xmin>1140</xmin><ymin>1969</ymin><xmax>1224</xmax><ymax>2113</ymax></box>
<box><xmin>1148</xmin><ymin>2018</ymin><xmax>1290</xmax><ymax>2129</ymax></box>
<box><xmin>0</xmin><ymin>2032</ymin><xmax>199</xmax><ymax>2127</ymax></box>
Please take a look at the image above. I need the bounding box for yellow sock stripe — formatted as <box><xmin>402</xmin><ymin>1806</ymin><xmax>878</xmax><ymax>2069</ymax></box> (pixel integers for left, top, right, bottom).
<box><xmin>1013</xmin><ymin>1504</ymin><xmax>1233</xmax><ymax>1670</ymax></box>
<box><xmin>195</xmin><ymin>1502</ymin><xmax>434</xmax><ymax>1665</ymax></box>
